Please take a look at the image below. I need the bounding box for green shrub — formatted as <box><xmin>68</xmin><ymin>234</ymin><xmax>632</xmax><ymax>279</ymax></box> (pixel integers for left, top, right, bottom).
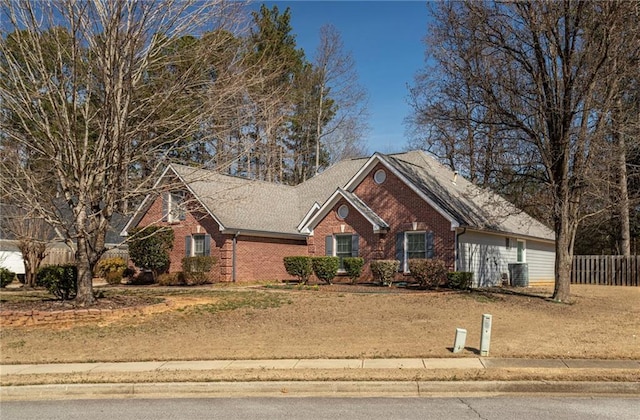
<box><xmin>343</xmin><ymin>257</ymin><xmax>365</xmax><ymax>284</ymax></box>
<box><xmin>95</xmin><ymin>257</ymin><xmax>127</xmax><ymax>277</ymax></box>
<box><xmin>157</xmin><ymin>272</ymin><xmax>186</xmax><ymax>286</ymax></box>
<box><xmin>182</xmin><ymin>256</ymin><xmax>217</xmax><ymax>285</ymax></box>
<box><xmin>0</xmin><ymin>267</ymin><xmax>15</xmax><ymax>288</ymax></box>
<box><xmin>408</xmin><ymin>258</ymin><xmax>448</xmax><ymax>288</ymax></box>
<box><xmin>370</xmin><ymin>259</ymin><xmax>399</xmax><ymax>286</ymax></box>
<box><xmin>95</xmin><ymin>257</ymin><xmax>127</xmax><ymax>285</ymax></box>
<box><xmin>311</xmin><ymin>256</ymin><xmax>340</xmax><ymax>284</ymax></box>
<box><xmin>128</xmin><ymin>226</ymin><xmax>174</xmax><ymax>278</ymax></box>
<box><xmin>283</xmin><ymin>256</ymin><xmax>313</xmax><ymax>284</ymax></box>
<box><xmin>36</xmin><ymin>264</ymin><xmax>77</xmax><ymax>300</ymax></box>
<box><xmin>447</xmin><ymin>271</ymin><xmax>474</xmax><ymax>289</ymax></box>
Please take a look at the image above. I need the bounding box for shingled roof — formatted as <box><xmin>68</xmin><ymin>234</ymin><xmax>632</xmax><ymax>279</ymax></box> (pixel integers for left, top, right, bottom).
<box><xmin>126</xmin><ymin>151</ymin><xmax>554</xmax><ymax>241</ymax></box>
<box><xmin>368</xmin><ymin>151</ymin><xmax>554</xmax><ymax>240</ymax></box>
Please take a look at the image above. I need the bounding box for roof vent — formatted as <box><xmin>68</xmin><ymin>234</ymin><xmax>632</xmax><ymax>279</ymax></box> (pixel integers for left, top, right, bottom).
<box><xmin>452</xmin><ymin>171</ymin><xmax>458</xmax><ymax>184</ymax></box>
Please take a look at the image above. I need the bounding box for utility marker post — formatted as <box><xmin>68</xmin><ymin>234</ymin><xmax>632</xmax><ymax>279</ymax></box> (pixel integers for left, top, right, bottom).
<box><xmin>480</xmin><ymin>314</ymin><xmax>492</xmax><ymax>356</ymax></box>
<box><xmin>452</xmin><ymin>328</ymin><xmax>467</xmax><ymax>353</ymax></box>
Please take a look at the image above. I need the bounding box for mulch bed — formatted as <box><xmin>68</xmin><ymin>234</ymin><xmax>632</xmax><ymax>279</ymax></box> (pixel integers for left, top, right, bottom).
<box><xmin>0</xmin><ymin>295</ymin><xmax>158</xmax><ymax>313</ymax></box>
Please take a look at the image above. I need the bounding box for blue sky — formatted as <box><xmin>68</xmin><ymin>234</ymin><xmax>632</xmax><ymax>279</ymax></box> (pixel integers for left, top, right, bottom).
<box><xmin>257</xmin><ymin>1</ymin><xmax>432</xmax><ymax>154</ymax></box>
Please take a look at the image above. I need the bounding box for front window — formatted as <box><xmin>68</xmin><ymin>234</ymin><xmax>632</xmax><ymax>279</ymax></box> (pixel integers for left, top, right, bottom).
<box><xmin>193</xmin><ymin>234</ymin><xmax>205</xmax><ymax>257</ymax></box>
<box><xmin>335</xmin><ymin>235</ymin><xmax>352</xmax><ymax>270</ymax></box>
<box><xmin>407</xmin><ymin>232</ymin><xmax>426</xmax><ymax>260</ymax></box>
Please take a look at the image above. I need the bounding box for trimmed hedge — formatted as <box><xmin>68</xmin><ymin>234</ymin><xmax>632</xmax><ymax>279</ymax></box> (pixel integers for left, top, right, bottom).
<box><xmin>181</xmin><ymin>256</ymin><xmax>217</xmax><ymax>285</ymax></box>
<box><xmin>0</xmin><ymin>267</ymin><xmax>15</xmax><ymax>288</ymax></box>
<box><xmin>447</xmin><ymin>271</ymin><xmax>474</xmax><ymax>289</ymax></box>
<box><xmin>370</xmin><ymin>259</ymin><xmax>399</xmax><ymax>286</ymax></box>
<box><xmin>408</xmin><ymin>258</ymin><xmax>448</xmax><ymax>288</ymax></box>
<box><xmin>311</xmin><ymin>256</ymin><xmax>340</xmax><ymax>284</ymax></box>
<box><xmin>342</xmin><ymin>257</ymin><xmax>364</xmax><ymax>284</ymax></box>
<box><xmin>283</xmin><ymin>256</ymin><xmax>313</xmax><ymax>284</ymax></box>
<box><xmin>37</xmin><ymin>264</ymin><xmax>77</xmax><ymax>300</ymax></box>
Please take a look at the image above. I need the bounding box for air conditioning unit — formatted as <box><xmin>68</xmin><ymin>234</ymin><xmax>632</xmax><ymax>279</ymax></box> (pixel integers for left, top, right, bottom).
<box><xmin>508</xmin><ymin>263</ymin><xmax>529</xmax><ymax>287</ymax></box>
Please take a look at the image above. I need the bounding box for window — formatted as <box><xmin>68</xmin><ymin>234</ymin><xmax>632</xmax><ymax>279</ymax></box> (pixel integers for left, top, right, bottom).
<box><xmin>163</xmin><ymin>192</ymin><xmax>185</xmax><ymax>223</ymax></box>
<box><xmin>185</xmin><ymin>234</ymin><xmax>211</xmax><ymax>257</ymax></box>
<box><xmin>396</xmin><ymin>231</ymin><xmax>435</xmax><ymax>272</ymax></box>
<box><xmin>193</xmin><ymin>235</ymin><xmax>205</xmax><ymax>257</ymax></box>
<box><xmin>374</xmin><ymin>169</ymin><xmax>386</xmax><ymax>184</ymax></box>
<box><xmin>337</xmin><ymin>204</ymin><xmax>349</xmax><ymax>219</ymax></box>
<box><xmin>407</xmin><ymin>232</ymin><xmax>427</xmax><ymax>259</ymax></box>
<box><xmin>335</xmin><ymin>235</ymin><xmax>352</xmax><ymax>270</ymax></box>
<box><xmin>325</xmin><ymin>234</ymin><xmax>359</xmax><ymax>271</ymax></box>
<box><xmin>517</xmin><ymin>239</ymin><xmax>526</xmax><ymax>262</ymax></box>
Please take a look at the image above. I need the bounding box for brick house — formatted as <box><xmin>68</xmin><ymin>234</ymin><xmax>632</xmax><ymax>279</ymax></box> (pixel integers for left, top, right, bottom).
<box><xmin>122</xmin><ymin>151</ymin><xmax>556</xmax><ymax>286</ymax></box>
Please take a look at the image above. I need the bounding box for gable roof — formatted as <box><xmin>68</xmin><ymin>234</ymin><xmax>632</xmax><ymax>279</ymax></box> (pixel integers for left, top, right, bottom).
<box><xmin>125</xmin><ymin>150</ymin><xmax>554</xmax><ymax>242</ymax></box>
<box><xmin>362</xmin><ymin>151</ymin><xmax>553</xmax><ymax>240</ymax></box>
<box><xmin>302</xmin><ymin>188</ymin><xmax>389</xmax><ymax>234</ymax></box>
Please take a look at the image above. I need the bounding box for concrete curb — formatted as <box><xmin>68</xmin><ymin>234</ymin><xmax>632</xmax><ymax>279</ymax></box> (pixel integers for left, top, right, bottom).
<box><xmin>2</xmin><ymin>381</ymin><xmax>639</xmax><ymax>400</ymax></box>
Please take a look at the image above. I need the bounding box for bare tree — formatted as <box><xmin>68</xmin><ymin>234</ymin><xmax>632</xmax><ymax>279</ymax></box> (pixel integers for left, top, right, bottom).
<box><xmin>311</xmin><ymin>25</ymin><xmax>369</xmax><ymax>168</ymax></box>
<box><xmin>0</xmin><ymin>0</ymin><xmax>250</xmax><ymax>305</ymax></box>
<box><xmin>409</xmin><ymin>1</ymin><xmax>639</xmax><ymax>301</ymax></box>
<box><xmin>0</xmin><ymin>206</ymin><xmax>55</xmax><ymax>288</ymax></box>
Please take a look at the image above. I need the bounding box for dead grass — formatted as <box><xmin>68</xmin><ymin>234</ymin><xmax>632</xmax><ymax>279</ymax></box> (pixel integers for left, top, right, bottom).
<box><xmin>1</xmin><ymin>284</ymin><xmax>639</xmax><ymax>366</ymax></box>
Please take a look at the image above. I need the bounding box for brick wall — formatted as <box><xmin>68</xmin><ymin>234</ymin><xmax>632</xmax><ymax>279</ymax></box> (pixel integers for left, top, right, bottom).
<box><xmin>236</xmin><ymin>236</ymin><xmax>307</xmax><ymax>282</ymax></box>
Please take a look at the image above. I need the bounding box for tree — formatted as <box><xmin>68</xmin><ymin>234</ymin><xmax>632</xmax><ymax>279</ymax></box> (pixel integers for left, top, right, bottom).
<box><xmin>311</xmin><ymin>25</ymin><xmax>369</xmax><ymax>168</ymax></box>
<box><xmin>409</xmin><ymin>1</ymin><xmax>639</xmax><ymax>301</ymax></box>
<box><xmin>293</xmin><ymin>24</ymin><xmax>369</xmax><ymax>180</ymax></box>
<box><xmin>0</xmin><ymin>205</ymin><xmax>55</xmax><ymax>288</ymax></box>
<box><xmin>0</xmin><ymin>0</ymin><xmax>247</xmax><ymax>305</ymax></box>
<box><xmin>245</xmin><ymin>5</ymin><xmax>304</xmax><ymax>182</ymax></box>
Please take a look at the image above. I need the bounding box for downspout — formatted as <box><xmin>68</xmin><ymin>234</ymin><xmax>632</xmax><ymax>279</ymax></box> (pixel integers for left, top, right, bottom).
<box><xmin>455</xmin><ymin>227</ymin><xmax>467</xmax><ymax>272</ymax></box>
<box><xmin>232</xmin><ymin>232</ymin><xmax>239</xmax><ymax>283</ymax></box>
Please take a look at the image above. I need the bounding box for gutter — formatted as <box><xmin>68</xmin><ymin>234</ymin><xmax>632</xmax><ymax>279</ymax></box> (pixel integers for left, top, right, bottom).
<box><xmin>232</xmin><ymin>232</ymin><xmax>239</xmax><ymax>283</ymax></box>
<box><xmin>455</xmin><ymin>227</ymin><xmax>467</xmax><ymax>272</ymax></box>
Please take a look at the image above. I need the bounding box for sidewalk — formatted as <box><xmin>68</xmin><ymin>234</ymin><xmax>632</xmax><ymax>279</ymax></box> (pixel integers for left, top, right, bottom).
<box><xmin>2</xmin><ymin>358</ymin><xmax>639</xmax><ymax>400</ymax></box>
<box><xmin>2</xmin><ymin>357</ymin><xmax>640</xmax><ymax>376</ymax></box>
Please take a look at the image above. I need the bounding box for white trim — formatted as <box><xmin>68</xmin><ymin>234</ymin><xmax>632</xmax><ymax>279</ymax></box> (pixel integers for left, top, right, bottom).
<box><xmin>337</xmin><ymin>204</ymin><xmax>349</xmax><ymax>219</ymax></box>
<box><xmin>297</xmin><ymin>202</ymin><xmax>321</xmax><ymax>233</ymax></box>
<box><xmin>373</xmin><ymin>169</ymin><xmax>387</xmax><ymax>184</ymax></box>
<box><xmin>517</xmin><ymin>239</ymin><xmax>527</xmax><ymax>263</ymax></box>
<box><xmin>343</xmin><ymin>153</ymin><xmax>460</xmax><ymax>230</ymax></box>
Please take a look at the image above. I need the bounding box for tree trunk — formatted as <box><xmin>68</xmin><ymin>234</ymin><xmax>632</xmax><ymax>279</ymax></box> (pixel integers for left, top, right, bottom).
<box><xmin>75</xmin><ymin>239</ymin><xmax>95</xmax><ymax>306</ymax></box>
<box><xmin>615</xmin><ymin>116</ymin><xmax>631</xmax><ymax>256</ymax></box>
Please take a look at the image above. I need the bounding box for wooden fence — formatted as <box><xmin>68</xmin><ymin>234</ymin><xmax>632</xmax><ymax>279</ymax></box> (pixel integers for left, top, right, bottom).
<box><xmin>43</xmin><ymin>247</ymin><xmax>129</xmax><ymax>267</ymax></box>
<box><xmin>571</xmin><ymin>255</ymin><xmax>639</xmax><ymax>286</ymax></box>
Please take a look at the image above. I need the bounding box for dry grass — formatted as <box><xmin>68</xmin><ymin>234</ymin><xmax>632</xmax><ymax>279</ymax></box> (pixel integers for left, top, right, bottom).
<box><xmin>1</xmin><ymin>284</ymin><xmax>639</xmax><ymax>366</ymax></box>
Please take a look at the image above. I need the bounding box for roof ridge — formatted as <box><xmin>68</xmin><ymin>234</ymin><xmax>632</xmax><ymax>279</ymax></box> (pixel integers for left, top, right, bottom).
<box><xmin>170</xmin><ymin>163</ymin><xmax>295</xmax><ymax>190</ymax></box>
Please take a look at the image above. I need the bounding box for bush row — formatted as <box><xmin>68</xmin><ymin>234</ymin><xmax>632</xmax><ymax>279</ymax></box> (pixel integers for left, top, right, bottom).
<box><xmin>283</xmin><ymin>257</ymin><xmax>473</xmax><ymax>289</ymax></box>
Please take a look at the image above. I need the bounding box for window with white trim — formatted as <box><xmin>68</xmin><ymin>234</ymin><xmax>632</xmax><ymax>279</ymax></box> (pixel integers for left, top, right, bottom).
<box><xmin>325</xmin><ymin>234</ymin><xmax>360</xmax><ymax>271</ymax></box>
<box><xmin>185</xmin><ymin>234</ymin><xmax>211</xmax><ymax>257</ymax></box>
<box><xmin>396</xmin><ymin>230</ymin><xmax>435</xmax><ymax>272</ymax></box>
<box><xmin>406</xmin><ymin>232</ymin><xmax>426</xmax><ymax>260</ymax></box>
<box><xmin>163</xmin><ymin>192</ymin><xmax>186</xmax><ymax>223</ymax></box>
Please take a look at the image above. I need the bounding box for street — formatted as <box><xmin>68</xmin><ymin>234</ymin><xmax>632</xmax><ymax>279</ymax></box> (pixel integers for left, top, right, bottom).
<box><xmin>2</xmin><ymin>397</ymin><xmax>639</xmax><ymax>419</ymax></box>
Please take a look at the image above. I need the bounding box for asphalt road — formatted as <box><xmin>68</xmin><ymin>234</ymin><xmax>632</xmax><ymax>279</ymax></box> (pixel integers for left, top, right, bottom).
<box><xmin>2</xmin><ymin>397</ymin><xmax>639</xmax><ymax>420</ymax></box>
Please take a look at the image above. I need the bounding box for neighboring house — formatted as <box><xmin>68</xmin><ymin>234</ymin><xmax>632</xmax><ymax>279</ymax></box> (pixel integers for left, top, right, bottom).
<box><xmin>123</xmin><ymin>151</ymin><xmax>556</xmax><ymax>287</ymax></box>
<box><xmin>0</xmin><ymin>213</ymin><xmax>129</xmax><ymax>275</ymax></box>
